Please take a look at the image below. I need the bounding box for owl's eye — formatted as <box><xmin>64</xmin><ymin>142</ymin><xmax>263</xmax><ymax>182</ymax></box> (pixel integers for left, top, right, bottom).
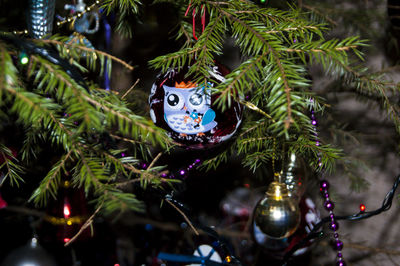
<box><xmin>167</xmin><ymin>94</ymin><xmax>179</xmax><ymax>106</ymax></box>
<box><xmin>166</xmin><ymin>93</ymin><xmax>184</xmax><ymax>110</ymax></box>
<box><xmin>187</xmin><ymin>92</ymin><xmax>206</xmax><ymax>110</ymax></box>
<box><xmin>189</xmin><ymin>93</ymin><xmax>203</xmax><ymax>106</ymax></box>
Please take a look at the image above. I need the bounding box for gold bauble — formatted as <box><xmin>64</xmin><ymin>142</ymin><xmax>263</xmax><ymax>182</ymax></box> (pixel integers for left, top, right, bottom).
<box><xmin>254</xmin><ymin>181</ymin><xmax>301</xmax><ymax>239</ymax></box>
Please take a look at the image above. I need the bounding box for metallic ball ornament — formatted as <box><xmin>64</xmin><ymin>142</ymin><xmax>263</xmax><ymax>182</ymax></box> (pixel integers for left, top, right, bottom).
<box><xmin>254</xmin><ymin>181</ymin><xmax>301</xmax><ymax>239</ymax></box>
<box><xmin>1</xmin><ymin>237</ymin><xmax>57</xmax><ymax>266</ymax></box>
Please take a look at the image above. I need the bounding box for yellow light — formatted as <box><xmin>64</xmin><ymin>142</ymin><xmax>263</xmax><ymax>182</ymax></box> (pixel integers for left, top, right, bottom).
<box><xmin>67</xmin><ymin>220</ymin><xmax>72</xmax><ymax>225</ymax></box>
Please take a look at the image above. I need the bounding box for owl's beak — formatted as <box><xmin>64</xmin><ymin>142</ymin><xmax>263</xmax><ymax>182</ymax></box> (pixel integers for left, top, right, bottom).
<box><xmin>183</xmin><ymin>105</ymin><xmax>187</xmax><ymax>110</ymax></box>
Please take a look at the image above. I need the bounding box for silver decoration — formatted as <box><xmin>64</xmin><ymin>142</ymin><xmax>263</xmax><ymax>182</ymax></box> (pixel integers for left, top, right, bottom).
<box><xmin>1</xmin><ymin>237</ymin><xmax>57</xmax><ymax>266</ymax></box>
<box><xmin>282</xmin><ymin>153</ymin><xmax>307</xmax><ymax>202</ymax></box>
<box><xmin>28</xmin><ymin>0</ymin><xmax>56</xmax><ymax>39</ymax></box>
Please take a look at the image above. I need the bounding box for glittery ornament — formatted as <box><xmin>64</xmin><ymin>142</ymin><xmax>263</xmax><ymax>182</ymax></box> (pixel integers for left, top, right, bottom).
<box><xmin>149</xmin><ymin>64</ymin><xmax>243</xmax><ymax>149</ymax></box>
<box><xmin>253</xmin><ymin>181</ymin><xmax>301</xmax><ymax>239</ymax></box>
<box><xmin>28</xmin><ymin>0</ymin><xmax>56</xmax><ymax>39</ymax></box>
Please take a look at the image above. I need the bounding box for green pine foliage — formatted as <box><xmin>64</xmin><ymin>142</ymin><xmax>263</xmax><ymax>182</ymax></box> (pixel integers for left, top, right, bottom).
<box><xmin>0</xmin><ymin>0</ymin><xmax>398</xmax><ymax>218</ymax></box>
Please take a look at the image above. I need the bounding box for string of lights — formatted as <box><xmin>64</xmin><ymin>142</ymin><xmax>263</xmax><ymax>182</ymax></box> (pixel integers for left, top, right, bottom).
<box><xmin>282</xmin><ymin>174</ymin><xmax>400</xmax><ymax>265</ymax></box>
<box><xmin>10</xmin><ymin>0</ymin><xmax>101</xmax><ymax>36</ymax></box>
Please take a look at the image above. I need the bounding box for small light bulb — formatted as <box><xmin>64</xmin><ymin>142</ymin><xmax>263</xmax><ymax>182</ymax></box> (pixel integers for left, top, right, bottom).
<box><xmin>64</xmin><ymin>204</ymin><xmax>71</xmax><ymax>218</ymax></box>
<box><xmin>20</xmin><ymin>52</ymin><xmax>29</xmax><ymax>65</ymax></box>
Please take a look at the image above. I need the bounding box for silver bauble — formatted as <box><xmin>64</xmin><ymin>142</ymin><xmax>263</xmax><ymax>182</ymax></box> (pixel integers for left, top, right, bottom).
<box><xmin>253</xmin><ymin>181</ymin><xmax>301</xmax><ymax>239</ymax></box>
<box><xmin>1</xmin><ymin>238</ymin><xmax>57</xmax><ymax>266</ymax></box>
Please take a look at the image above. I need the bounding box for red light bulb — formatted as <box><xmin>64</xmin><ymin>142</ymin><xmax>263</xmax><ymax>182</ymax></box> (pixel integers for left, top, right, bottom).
<box><xmin>359</xmin><ymin>204</ymin><xmax>366</xmax><ymax>212</ymax></box>
<box><xmin>63</xmin><ymin>204</ymin><xmax>71</xmax><ymax>218</ymax></box>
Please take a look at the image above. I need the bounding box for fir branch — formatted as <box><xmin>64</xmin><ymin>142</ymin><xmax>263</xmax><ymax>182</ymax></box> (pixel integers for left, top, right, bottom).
<box><xmin>64</xmin><ymin>200</ymin><xmax>103</xmax><ymax>247</ymax></box>
<box><xmin>165</xmin><ymin>198</ymin><xmax>199</xmax><ymax>236</ymax></box>
<box><xmin>82</xmin><ymin>94</ymin><xmax>170</xmax><ymax>146</ymax></box>
<box><xmin>30</xmin><ymin>150</ymin><xmax>73</xmax><ymax>206</ymax></box>
<box><xmin>221</xmin><ymin>9</ymin><xmax>295</xmax><ymax>128</ymax></box>
<box><xmin>0</xmin><ymin>144</ymin><xmax>24</xmax><ymax>187</ymax></box>
<box><xmin>39</xmin><ymin>38</ymin><xmax>134</xmax><ymax>71</ymax></box>
<box><xmin>239</xmin><ymin>100</ymin><xmax>275</xmax><ymax>122</ymax></box>
<box><xmin>149</xmin><ymin>47</ymin><xmax>200</xmax><ymax>72</ymax></box>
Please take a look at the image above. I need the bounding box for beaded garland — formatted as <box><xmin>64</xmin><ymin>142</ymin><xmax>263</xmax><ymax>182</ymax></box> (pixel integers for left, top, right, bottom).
<box><xmin>310</xmin><ymin>99</ymin><xmax>346</xmax><ymax>266</ymax></box>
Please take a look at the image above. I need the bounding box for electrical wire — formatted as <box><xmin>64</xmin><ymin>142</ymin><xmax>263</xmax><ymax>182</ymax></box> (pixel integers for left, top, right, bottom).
<box><xmin>282</xmin><ymin>174</ymin><xmax>400</xmax><ymax>265</ymax></box>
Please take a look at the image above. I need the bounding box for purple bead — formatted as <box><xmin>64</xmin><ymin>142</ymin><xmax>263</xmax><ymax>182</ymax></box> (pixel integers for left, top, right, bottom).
<box><xmin>330</xmin><ymin>214</ymin><xmax>335</xmax><ymax>219</ymax></box>
<box><xmin>179</xmin><ymin>169</ymin><xmax>186</xmax><ymax>176</ymax></box>
<box><xmin>139</xmin><ymin>162</ymin><xmax>148</xmax><ymax>169</ymax></box>
<box><xmin>334</xmin><ymin>233</ymin><xmax>339</xmax><ymax>239</ymax></box>
<box><xmin>161</xmin><ymin>173</ymin><xmax>168</xmax><ymax>178</ymax></box>
<box><xmin>320</xmin><ymin>180</ymin><xmax>330</xmax><ymax>190</ymax></box>
<box><xmin>324</xmin><ymin>200</ymin><xmax>335</xmax><ymax>211</ymax></box>
<box><xmin>335</xmin><ymin>240</ymin><xmax>344</xmax><ymax>251</ymax></box>
<box><xmin>324</xmin><ymin>192</ymin><xmax>330</xmax><ymax>199</ymax></box>
<box><xmin>329</xmin><ymin>221</ymin><xmax>339</xmax><ymax>231</ymax></box>
<box><xmin>195</xmin><ymin>159</ymin><xmax>201</xmax><ymax>164</ymax></box>
<box><xmin>188</xmin><ymin>164</ymin><xmax>193</xmax><ymax>169</ymax></box>
<box><xmin>312</xmin><ymin>120</ymin><xmax>317</xmax><ymax>125</ymax></box>
<box><xmin>121</xmin><ymin>153</ymin><xmax>125</xmax><ymax>157</ymax></box>
<box><xmin>336</xmin><ymin>260</ymin><xmax>346</xmax><ymax>266</ymax></box>
<box><xmin>337</xmin><ymin>251</ymin><xmax>342</xmax><ymax>258</ymax></box>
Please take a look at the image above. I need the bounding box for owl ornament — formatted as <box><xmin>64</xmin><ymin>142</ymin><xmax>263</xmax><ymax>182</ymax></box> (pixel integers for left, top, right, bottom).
<box><xmin>149</xmin><ymin>65</ymin><xmax>243</xmax><ymax>149</ymax></box>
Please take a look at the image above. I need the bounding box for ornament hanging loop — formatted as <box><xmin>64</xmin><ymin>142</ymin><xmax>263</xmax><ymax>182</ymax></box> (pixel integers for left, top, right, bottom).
<box><xmin>186</xmin><ymin>1</ymin><xmax>206</xmax><ymax>41</ymax></box>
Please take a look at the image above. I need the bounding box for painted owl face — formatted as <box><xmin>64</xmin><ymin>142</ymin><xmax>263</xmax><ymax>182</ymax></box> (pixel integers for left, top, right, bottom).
<box><xmin>162</xmin><ymin>84</ymin><xmax>217</xmax><ymax>135</ymax></box>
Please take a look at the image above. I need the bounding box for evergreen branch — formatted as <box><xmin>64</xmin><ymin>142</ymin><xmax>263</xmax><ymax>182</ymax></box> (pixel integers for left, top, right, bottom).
<box><xmin>64</xmin><ymin>200</ymin><xmax>103</xmax><ymax>247</ymax></box>
<box><xmin>165</xmin><ymin>198</ymin><xmax>199</xmax><ymax>236</ymax></box>
<box><xmin>265</xmin><ymin>25</ymin><xmax>319</xmax><ymax>34</ymax></box>
<box><xmin>239</xmin><ymin>100</ymin><xmax>275</xmax><ymax>122</ymax></box>
<box><xmin>30</xmin><ymin>150</ymin><xmax>73</xmax><ymax>206</ymax></box>
<box><xmin>98</xmin><ymin>189</ymin><xmax>145</xmax><ymax>216</ymax></box>
<box><xmin>149</xmin><ymin>47</ymin><xmax>200</xmax><ymax>72</ymax></box>
<box><xmin>101</xmin><ymin>0</ymin><xmax>141</xmax><ymax>14</ymax></box>
<box><xmin>0</xmin><ymin>145</ymin><xmax>24</xmax><ymax>187</ymax></box>
<box><xmin>29</xmin><ymin>55</ymin><xmax>102</xmax><ymax>133</ymax></box>
<box><xmin>121</xmin><ymin>79</ymin><xmax>140</xmax><ymax>99</ymax></box>
<box><xmin>188</xmin><ymin>13</ymin><xmax>225</xmax><ymax>78</ymax></box>
<box><xmin>240</xmin><ymin>136</ymin><xmax>274</xmax><ymax>145</ymax></box>
<box><xmin>220</xmin><ymin>9</ymin><xmax>294</xmax><ymax>128</ymax></box>
<box><xmin>102</xmin><ymin>151</ymin><xmax>142</xmax><ymax>175</ymax></box>
<box><xmin>302</xmin><ymin>4</ymin><xmax>338</xmax><ymax>26</ymax></box>
<box><xmin>239</xmin><ymin>120</ymin><xmax>269</xmax><ymax>137</ymax></box>
<box><xmin>285</xmin><ymin>45</ymin><xmax>358</xmax><ymax>53</ymax></box>
<box><xmin>39</xmin><ymin>39</ymin><xmax>134</xmax><ymax>71</ymax></box>
<box><xmin>73</xmin><ymin>149</ymin><xmax>109</xmax><ymax>194</ymax></box>
<box><xmin>215</xmin><ymin>52</ymin><xmax>269</xmax><ymax>107</ymax></box>
<box><xmin>82</xmin><ymin>94</ymin><xmax>170</xmax><ymax>146</ymax></box>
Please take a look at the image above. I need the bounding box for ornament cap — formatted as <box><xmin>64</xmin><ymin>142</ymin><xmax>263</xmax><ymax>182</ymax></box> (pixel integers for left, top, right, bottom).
<box><xmin>266</xmin><ymin>181</ymin><xmax>289</xmax><ymax>200</ymax></box>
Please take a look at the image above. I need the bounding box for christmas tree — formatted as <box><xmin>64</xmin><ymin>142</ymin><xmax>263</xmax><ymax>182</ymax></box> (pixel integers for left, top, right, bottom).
<box><xmin>0</xmin><ymin>0</ymin><xmax>399</xmax><ymax>265</ymax></box>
